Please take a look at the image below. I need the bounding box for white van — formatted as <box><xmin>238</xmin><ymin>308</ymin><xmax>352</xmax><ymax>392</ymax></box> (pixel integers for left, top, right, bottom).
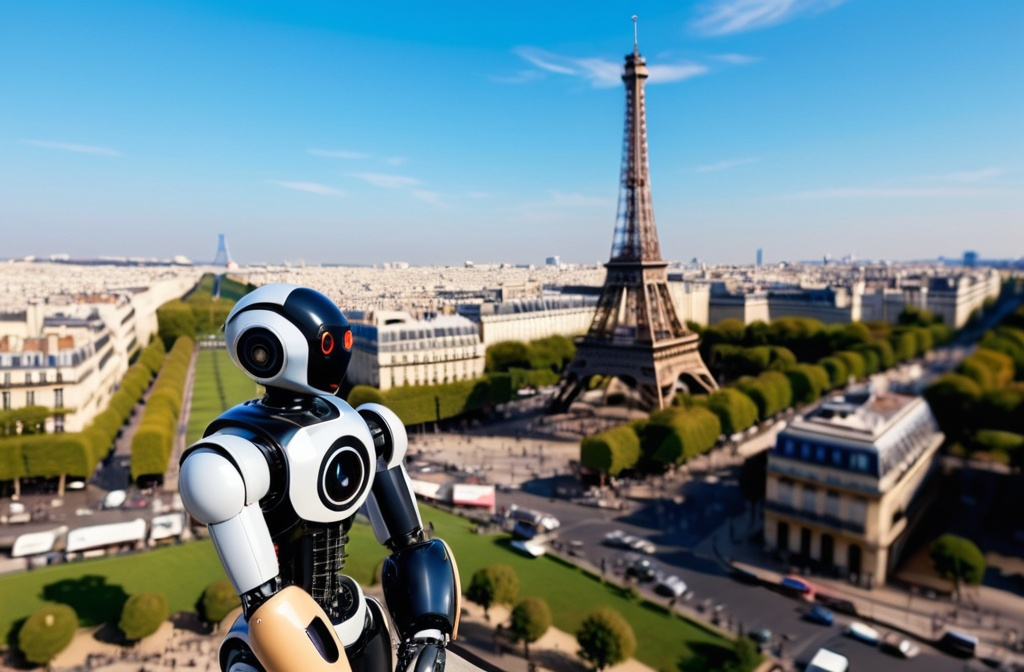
<box><xmin>806</xmin><ymin>648</ymin><xmax>850</xmax><ymax>672</ymax></box>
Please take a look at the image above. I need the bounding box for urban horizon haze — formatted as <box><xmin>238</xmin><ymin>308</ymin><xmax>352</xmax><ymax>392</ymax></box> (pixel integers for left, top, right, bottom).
<box><xmin>2</xmin><ymin>1</ymin><xmax>1022</xmax><ymax>266</ymax></box>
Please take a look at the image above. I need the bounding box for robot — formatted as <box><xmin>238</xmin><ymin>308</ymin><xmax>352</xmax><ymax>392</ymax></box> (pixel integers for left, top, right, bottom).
<box><xmin>178</xmin><ymin>284</ymin><xmax>460</xmax><ymax>672</ymax></box>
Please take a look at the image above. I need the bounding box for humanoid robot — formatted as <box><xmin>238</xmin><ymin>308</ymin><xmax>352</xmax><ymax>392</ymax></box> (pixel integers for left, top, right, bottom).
<box><xmin>178</xmin><ymin>284</ymin><xmax>460</xmax><ymax>672</ymax></box>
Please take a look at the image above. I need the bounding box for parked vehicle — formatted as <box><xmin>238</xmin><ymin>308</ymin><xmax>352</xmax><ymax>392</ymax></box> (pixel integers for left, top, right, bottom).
<box><xmin>881</xmin><ymin>632</ymin><xmax>920</xmax><ymax>658</ymax></box>
<box><xmin>625</xmin><ymin>558</ymin><xmax>658</xmax><ymax>583</ymax></box>
<box><xmin>780</xmin><ymin>574</ymin><xmax>816</xmax><ymax>601</ymax></box>
<box><xmin>654</xmin><ymin>575</ymin><xmax>687</xmax><ymax>598</ymax></box>
<box><xmin>846</xmin><ymin>621</ymin><xmax>880</xmax><ymax>645</ymax></box>
<box><xmin>803</xmin><ymin>605</ymin><xmax>835</xmax><ymax>626</ymax></box>
<box><xmin>805</xmin><ymin>648</ymin><xmax>849</xmax><ymax>672</ymax></box>
<box><xmin>938</xmin><ymin>630</ymin><xmax>977</xmax><ymax>658</ymax></box>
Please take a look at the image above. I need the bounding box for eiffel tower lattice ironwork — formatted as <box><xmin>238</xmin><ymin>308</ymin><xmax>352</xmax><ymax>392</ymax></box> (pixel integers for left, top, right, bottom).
<box><xmin>553</xmin><ymin>40</ymin><xmax>717</xmax><ymax>411</ymax></box>
<box><xmin>212</xmin><ymin>233</ymin><xmax>232</xmax><ymax>267</ymax></box>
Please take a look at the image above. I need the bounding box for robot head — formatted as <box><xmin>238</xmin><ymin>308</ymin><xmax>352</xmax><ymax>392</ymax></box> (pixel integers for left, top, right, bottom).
<box><xmin>224</xmin><ymin>284</ymin><xmax>353</xmax><ymax>396</ymax></box>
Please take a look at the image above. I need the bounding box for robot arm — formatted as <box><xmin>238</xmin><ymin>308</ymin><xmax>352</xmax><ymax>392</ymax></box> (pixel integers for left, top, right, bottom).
<box><xmin>357</xmin><ymin>404</ymin><xmax>461</xmax><ymax>672</ymax></box>
<box><xmin>179</xmin><ymin>435</ymin><xmax>352</xmax><ymax>672</ymax></box>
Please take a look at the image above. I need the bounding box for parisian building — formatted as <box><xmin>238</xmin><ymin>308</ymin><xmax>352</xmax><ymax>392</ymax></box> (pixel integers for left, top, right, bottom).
<box><xmin>347</xmin><ymin>311</ymin><xmax>484</xmax><ymax>391</ymax></box>
<box><xmin>763</xmin><ymin>384</ymin><xmax>944</xmax><ymax>586</ymax></box>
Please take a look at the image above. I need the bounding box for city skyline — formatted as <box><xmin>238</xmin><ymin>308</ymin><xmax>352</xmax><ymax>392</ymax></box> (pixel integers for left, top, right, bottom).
<box><xmin>2</xmin><ymin>1</ymin><xmax>1022</xmax><ymax>267</ymax></box>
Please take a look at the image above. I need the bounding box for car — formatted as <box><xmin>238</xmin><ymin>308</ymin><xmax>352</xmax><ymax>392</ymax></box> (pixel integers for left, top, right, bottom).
<box><xmin>625</xmin><ymin>558</ymin><xmax>658</xmax><ymax>583</ymax></box>
<box><xmin>880</xmin><ymin>633</ymin><xmax>920</xmax><ymax>659</ymax></box>
<box><xmin>629</xmin><ymin>538</ymin><xmax>656</xmax><ymax>554</ymax></box>
<box><xmin>938</xmin><ymin>630</ymin><xmax>977</xmax><ymax>658</ymax></box>
<box><xmin>803</xmin><ymin>605</ymin><xmax>834</xmax><ymax>626</ymax></box>
<box><xmin>845</xmin><ymin>621</ymin><xmax>880</xmax><ymax>645</ymax></box>
<box><xmin>603</xmin><ymin>530</ymin><xmax>630</xmax><ymax>548</ymax></box>
<box><xmin>654</xmin><ymin>575</ymin><xmax>687</xmax><ymax>598</ymax></box>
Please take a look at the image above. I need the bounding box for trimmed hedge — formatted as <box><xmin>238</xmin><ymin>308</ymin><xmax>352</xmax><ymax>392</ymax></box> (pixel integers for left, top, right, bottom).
<box><xmin>130</xmin><ymin>336</ymin><xmax>194</xmax><ymax>482</ymax></box>
<box><xmin>642</xmin><ymin>406</ymin><xmax>721</xmax><ymax>466</ymax></box>
<box><xmin>580</xmin><ymin>425</ymin><xmax>641</xmax><ymax>476</ymax></box>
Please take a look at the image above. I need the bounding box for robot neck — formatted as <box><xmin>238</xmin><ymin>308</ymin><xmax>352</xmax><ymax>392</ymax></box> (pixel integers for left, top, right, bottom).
<box><xmin>262</xmin><ymin>387</ymin><xmax>318</xmax><ymax>411</ymax></box>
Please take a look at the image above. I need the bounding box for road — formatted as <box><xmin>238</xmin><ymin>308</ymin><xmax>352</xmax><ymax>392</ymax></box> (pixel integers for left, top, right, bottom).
<box><xmin>494</xmin><ymin>478</ymin><xmax>976</xmax><ymax>671</ymax></box>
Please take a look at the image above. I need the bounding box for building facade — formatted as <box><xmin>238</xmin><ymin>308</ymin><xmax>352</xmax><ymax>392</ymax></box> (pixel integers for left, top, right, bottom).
<box><xmin>457</xmin><ymin>295</ymin><xmax>598</xmax><ymax>347</ymax></box>
<box><xmin>763</xmin><ymin>386</ymin><xmax>943</xmax><ymax>586</ymax></box>
<box><xmin>348</xmin><ymin>311</ymin><xmax>484</xmax><ymax>390</ymax></box>
<box><xmin>0</xmin><ymin>274</ymin><xmax>196</xmax><ymax>433</ymax></box>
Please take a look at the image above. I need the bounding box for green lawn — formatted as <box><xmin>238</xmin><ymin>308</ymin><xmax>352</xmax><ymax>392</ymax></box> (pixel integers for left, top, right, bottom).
<box><xmin>186</xmin><ymin>349</ymin><xmax>261</xmax><ymax>444</ymax></box>
<box><xmin>0</xmin><ymin>506</ymin><xmax>731</xmax><ymax>671</ymax></box>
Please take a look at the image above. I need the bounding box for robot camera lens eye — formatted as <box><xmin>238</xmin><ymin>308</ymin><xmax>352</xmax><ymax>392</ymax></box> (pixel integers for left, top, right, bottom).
<box><xmin>237</xmin><ymin>328</ymin><xmax>283</xmax><ymax>377</ymax></box>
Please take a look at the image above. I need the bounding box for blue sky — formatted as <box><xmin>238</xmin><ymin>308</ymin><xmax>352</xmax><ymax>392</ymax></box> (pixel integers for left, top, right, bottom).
<box><xmin>2</xmin><ymin>1</ymin><xmax>1022</xmax><ymax>266</ymax></box>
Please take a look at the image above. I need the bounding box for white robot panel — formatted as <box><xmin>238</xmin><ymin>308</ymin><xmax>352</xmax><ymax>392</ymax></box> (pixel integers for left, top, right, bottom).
<box><xmin>283</xmin><ymin>397</ymin><xmax>377</xmax><ymax>523</ymax></box>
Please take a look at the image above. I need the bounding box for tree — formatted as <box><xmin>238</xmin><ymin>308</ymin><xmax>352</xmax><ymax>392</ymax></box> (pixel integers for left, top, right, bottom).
<box><xmin>18</xmin><ymin>604</ymin><xmax>78</xmax><ymax>665</ymax></box>
<box><xmin>580</xmin><ymin>425</ymin><xmax>641</xmax><ymax>480</ymax></box>
<box><xmin>485</xmin><ymin>341</ymin><xmax>531</xmax><ymax>373</ymax></box>
<box><xmin>929</xmin><ymin>534</ymin><xmax>986</xmax><ymax>602</ymax></box>
<box><xmin>466</xmin><ymin>564</ymin><xmax>519</xmax><ymax>620</ymax></box>
<box><xmin>576</xmin><ymin>606</ymin><xmax>636</xmax><ymax>671</ymax></box>
<box><xmin>156</xmin><ymin>300</ymin><xmax>198</xmax><ymax>350</ymax></box>
<box><xmin>509</xmin><ymin>596</ymin><xmax>552</xmax><ymax>661</ymax></box>
<box><xmin>199</xmin><ymin>579</ymin><xmax>241</xmax><ymax>626</ymax></box>
<box><xmin>725</xmin><ymin>637</ymin><xmax>761</xmax><ymax>672</ymax></box>
<box><xmin>706</xmin><ymin>388</ymin><xmax>758</xmax><ymax>435</ymax></box>
<box><xmin>119</xmin><ymin>592</ymin><xmax>169</xmax><ymax>641</ymax></box>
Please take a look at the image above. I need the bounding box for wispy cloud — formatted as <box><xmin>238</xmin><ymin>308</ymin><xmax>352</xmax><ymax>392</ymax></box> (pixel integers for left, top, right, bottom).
<box><xmin>714</xmin><ymin>53</ymin><xmax>761</xmax><ymax>65</ymax></box>
<box><xmin>513</xmin><ymin>47</ymin><xmax>707</xmax><ymax>88</ymax></box>
<box><xmin>269</xmin><ymin>180</ymin><xmax>343</xmax><ymax>196</ymax></box>
<box><xmin>386</xmin><ymin>157</ymin><xmax>408</xmax><ymax>167</ymax></box>
<box><xmin>411</xmin><ymin>190</ymin><xmax>443</xmax><ymax>205</ymax></box>
<box><xmin>696</xmin><ymin>157</ymin><xmax>761</xmax><ymax>172</ymax></box>
<box><xmin>22</xmin><ymin>139</ymin><xmax>121</xmax><ymax>156</ymax></box>
<box><xmin>489</xmin><ymin>70</ymin><xmax>546</xmax><ymax>85</ymax></box>
<box><xmin>692</xmin><ymin>0</ymin><xmax>848</xmax><ymax>37</ymax></box>
<box><xmin>348</xmin><ymin>173</ymin><xmax>421</xmax><ymax>189</ymax></box>
<box><xmin>942</xmin><ymin>168</ymin><xmax>1005</xmax><ymax>183</ymax></box>
<box><xmin>308</xmin><ymin>149</ymin><xmax>369</xmax><ymax>159</ymax></box>
<box><xmin>787</xmin><ymin>186</ymin><xmax>1002</xmax><ymax>201</ymax></box>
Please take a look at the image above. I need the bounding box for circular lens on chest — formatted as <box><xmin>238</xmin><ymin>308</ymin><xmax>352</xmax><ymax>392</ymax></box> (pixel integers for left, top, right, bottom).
<box><xmin>317</xmin><ymin>439</ymin><xmax>372</xmax><ymax>512</ymax></box>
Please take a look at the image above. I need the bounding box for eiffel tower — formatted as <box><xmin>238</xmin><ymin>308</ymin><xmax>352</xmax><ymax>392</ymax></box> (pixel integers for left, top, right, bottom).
<box><xmin>553</xmin><ymin>30</ymin><xmax>717</xmax><ymax>411</ymax></box>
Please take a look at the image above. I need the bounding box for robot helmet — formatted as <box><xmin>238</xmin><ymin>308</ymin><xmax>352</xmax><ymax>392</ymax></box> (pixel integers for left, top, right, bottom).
<box><xmin>224</xmin><ymin>284</ymin><xmax>353</xmax><ymax>396</ymax></box>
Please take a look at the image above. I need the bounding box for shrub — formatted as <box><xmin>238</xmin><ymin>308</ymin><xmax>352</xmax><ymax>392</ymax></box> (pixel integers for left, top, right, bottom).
<box><xmin>347</xmin><ymin>385</ymin><xmax>385</xmax><ymax>408</ymax></box>
<box><xmin>119</xmin><ymin>592</ymin><xmax>169</xmax><ymax>641</ymax></box>
<box><xmin>199</xmin><ymin>579</ymin><xmax>240</xmax><ymax>625</ymax></box>
<box><xmin>18</xmin><ymin>604</ymin><xmax>78</xmax><ymax>665</ymax></box>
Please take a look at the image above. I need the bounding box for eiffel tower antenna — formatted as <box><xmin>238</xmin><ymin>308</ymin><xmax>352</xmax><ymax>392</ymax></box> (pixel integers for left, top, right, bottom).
<box><xmin>552</xmin><ymin>30</ymin><xmax>717</xmax><ymax>411</ymax></box>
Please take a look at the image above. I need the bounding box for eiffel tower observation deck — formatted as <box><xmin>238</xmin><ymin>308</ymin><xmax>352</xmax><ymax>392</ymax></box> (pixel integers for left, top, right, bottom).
<box><xmin>554</xmin><ymin>24</ymin><xmax>717</xmax><ymax>411</ymax></box>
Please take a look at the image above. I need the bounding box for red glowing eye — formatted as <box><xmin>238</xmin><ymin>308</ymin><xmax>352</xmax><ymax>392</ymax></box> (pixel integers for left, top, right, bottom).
<box><xmin>343</xmin><ymin>331</ymin><xmax>353</xmax><ymax>351</ymax></box>
<box><xmin>320</xmin><ymin>332</ymin><xmax>335</xmax><ymax>355</ymax></box>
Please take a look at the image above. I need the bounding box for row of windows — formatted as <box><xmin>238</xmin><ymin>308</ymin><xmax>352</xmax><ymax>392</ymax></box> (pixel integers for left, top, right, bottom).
<box><xmin>775</xmin><ymin>479</ymin><xmax>868</xmax><ymax>523</ymax></box>
<box><xmin>1</xmin><ymin>370</ymin><xmax>64</xmax><ymax>386</ymax></box>
<box><xmin>1</xmin><ymin>387</ymin><xmax>63</xmax><ymax>410</ymax></box>
<box><xmin>775</xmin><ymin>435</ymin><xmax>880</xmax><ymax>476</ymax></box>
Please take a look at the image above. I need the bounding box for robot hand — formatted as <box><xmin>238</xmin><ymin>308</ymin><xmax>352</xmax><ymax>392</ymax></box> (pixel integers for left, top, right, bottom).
<box><xmin>395</xmin><ymin>633</ymin><xmax>446</xmax><ymax>672</ymax></box>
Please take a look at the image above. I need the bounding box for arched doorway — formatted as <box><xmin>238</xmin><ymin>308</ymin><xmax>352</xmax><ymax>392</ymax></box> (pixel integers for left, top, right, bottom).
<box><xmin>848</xmin><ymin>543</ymin><xmax>862</xmax><ymax>578</ymax></box>
<box><xmin>821</xmin><ymin>534</ymin><xmax>835</xmax><ymax>573</ymax></box>
<box><xmin>777</xmin><ymin>521</ymin><xmax>790</xmax><ymax>553</ymax></box>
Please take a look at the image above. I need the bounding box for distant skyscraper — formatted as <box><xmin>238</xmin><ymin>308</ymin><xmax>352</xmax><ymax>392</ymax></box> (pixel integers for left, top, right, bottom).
<box><xmin>756</xmin><ymin>247</ymin><xmax>763</xmax><ymax>267</ymax></box>
<box><xmin>553</xmin><ymin>32</ymin><xmax>716</xmax><ymax>411</ymax></box>
<box><xmin>963</xmin><ymin>250</ymin><xmax>978</xmax><ymax>268</ymax></box>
